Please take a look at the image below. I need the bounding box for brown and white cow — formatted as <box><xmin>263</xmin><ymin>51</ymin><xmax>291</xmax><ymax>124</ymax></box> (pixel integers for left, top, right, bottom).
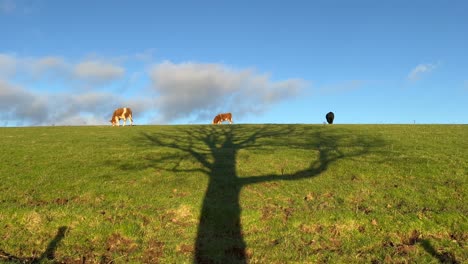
<box><xmin>110</xmin><ymin>107</ymin><xmax>133</xmax><ymax>126</ymax></box>
<box><xmin>212</xmin><ymin>113</ymin><xmax>233</xmax><ymax>124</ymax></box>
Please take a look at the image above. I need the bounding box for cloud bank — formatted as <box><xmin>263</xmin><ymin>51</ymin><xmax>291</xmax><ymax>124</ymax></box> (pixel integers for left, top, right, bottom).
<box><xmin>0</xmin><ymin>54</ymin><xmax>306</xmax><ymax>126</ymax></box>
<box><xmin>0</xmin><ymin>80</ymin><xmax>48</xmax><ymax>125</ymax></box>
<box><xmin>0</xmin><ymin>80</ymin><xmax>128</xmax><ymax>126</ymax></box>
<box><xmin>149</xmin><ymin>61</ymin><xmax>305</xmax><ymax>122</ymax></box>
<box><xmin>73</xmin><ymin>60</ymin><xmax>125</xmax><ymax>83</ymax></box>
<box><xmin>0</xmin><ymin>54</ymin><xmax>141</xmax><ymax>126</ymax></box>
<box><xmin>0</xmin><ymin>54</ymin><xmax>17</xmax><ymax>77</ymax></box>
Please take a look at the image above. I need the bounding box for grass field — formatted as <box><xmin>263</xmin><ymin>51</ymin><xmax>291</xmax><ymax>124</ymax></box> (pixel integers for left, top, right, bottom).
<box><xmin>0</xmin><ymin>124</ymin><xmax>466</xmax><ymax>263</ymax></box>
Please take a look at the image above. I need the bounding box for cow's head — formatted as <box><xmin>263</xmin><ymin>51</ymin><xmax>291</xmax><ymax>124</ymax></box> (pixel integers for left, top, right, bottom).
<box><xmin>212</xmin><ymin>116</ymin><xmax>220</xmax><ymax>124</ymax></box>
<box><xmin>110</xmin><ymin>118</ymin><xmax>118</xmax><ymax>126</ymax></box>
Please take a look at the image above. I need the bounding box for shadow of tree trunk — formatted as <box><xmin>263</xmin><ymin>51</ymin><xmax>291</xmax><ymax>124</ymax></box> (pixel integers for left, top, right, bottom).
<box><xmin>0</xmin><ymin>226</ymin><xmax>68</xmax><ymax>264</ymax></box>
<box><xmin>193</xmin><ymin>127</ymin><xmax>246</xmax><ymax>264</ymax></box>
<box><xmin>138</xmin><ymin>125</ymin><xmax>385</xmax><ymax>263</ymax></box>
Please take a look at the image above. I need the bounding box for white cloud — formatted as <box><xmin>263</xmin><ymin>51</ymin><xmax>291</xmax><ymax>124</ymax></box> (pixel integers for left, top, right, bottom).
<box><xmin>0</xmin><ymin>53</ymin><xmax>128</xmax><ymax>88</ymax></box>
<box><xmin>149</xmin><ymin>61</ymin><xmax>305</xmax><ymax>122</ymax></box>
<box><xmin>0</xmin><ymin>53</ymin><xmax>17</xmax><ymax>77</ymax></box>
<box><xmin>29</xmin><ymin>56</ymin><xmax>66</xmax><ymax>72</ymax></box>
<box><xmin>1</xmin><ymin>54</ymin><xmax>67</xmax><ymax>78</ymax></box>
<box><xmin>73</xmin><ymin>60</ymin><xmax>125</xmax><ymax>83</ymax></box>
<box><xmin>0</xmin><ymin>80</ymin><xmax>48</xmax><ymax>125</ymax></box>
<box><xmin>408</xmin><ymin>63</ymin><xmax>437</xmax><ymax>81</ymax></box>
<box><xmin>26</xmin><ymin>56</ymin><xmax>69</xmax><ymax>79</ymax></box>
<box><xmin>49</xmin><ymin>93</ymin><xmax>125</xmax><ymax>125</ymax></box>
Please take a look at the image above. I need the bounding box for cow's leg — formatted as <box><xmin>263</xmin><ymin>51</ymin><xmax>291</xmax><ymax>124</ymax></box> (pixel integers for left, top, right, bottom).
<box><xmin>129</xmin><ymin>115</ymin><xmax>133</xmax><ymax>126</ymax></box>
<box><xmin>122</xmin><ymin>108</ymin><xmax>127</xmax><ymax>126</ymax></box>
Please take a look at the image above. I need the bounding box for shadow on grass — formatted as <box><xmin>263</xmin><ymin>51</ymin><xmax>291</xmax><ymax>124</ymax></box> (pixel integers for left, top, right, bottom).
<box><xmin>420</xmin><ymin>239</ymin><xmax>459</xmax><ymax>264</ymax></box>
<box><xmin>0</xmin><ymin>226</ymin><xmax>68</xmax><ymax>263</ymax></box>
<box><xmin>126</xmin><ymin>125</ymin><xmax>385</xmax><ymax>263</ymax></box>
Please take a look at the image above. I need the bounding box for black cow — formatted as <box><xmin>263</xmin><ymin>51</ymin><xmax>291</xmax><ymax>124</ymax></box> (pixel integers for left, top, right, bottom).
<box><xmin>326</xmin><ymin>112</ymin><xmax>334</xmax><ymax>124</ymax></box>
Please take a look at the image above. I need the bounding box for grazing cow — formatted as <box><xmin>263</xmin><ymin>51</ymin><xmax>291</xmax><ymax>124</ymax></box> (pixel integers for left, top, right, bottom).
<box><xmin>326</xmin><ymin>112</ymin><xmax>334</xmax><ymax>124</ymax></box>
<box><xmin>212</xmin><ymin>113</ymin><xmax>233</xmax><ymax>124</ymax></box>
<box><xmin>110</xmin><ymin>107</ymin><xmax>133</xmax><ymax>126</ymax></box>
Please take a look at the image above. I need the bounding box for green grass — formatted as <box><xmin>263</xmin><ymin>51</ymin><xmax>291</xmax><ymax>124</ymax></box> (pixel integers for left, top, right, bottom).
<box><xmin>0</xmin><ymin>124</ymin><xmax>466</xmax><ymax>263</ymax></box>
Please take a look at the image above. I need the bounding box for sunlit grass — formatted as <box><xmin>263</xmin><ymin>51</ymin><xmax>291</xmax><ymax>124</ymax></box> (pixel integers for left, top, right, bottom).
<box><xmin>0</xmin><ymin>124</ymin><xmax>466</xmax><ymax>263</ymax></box>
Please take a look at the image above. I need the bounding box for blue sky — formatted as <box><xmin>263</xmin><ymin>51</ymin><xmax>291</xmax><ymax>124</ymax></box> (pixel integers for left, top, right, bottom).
<box><xmin>1</xmin><ymin>0</ymin><xmax>467</xmax><ymax>126</ymax></box>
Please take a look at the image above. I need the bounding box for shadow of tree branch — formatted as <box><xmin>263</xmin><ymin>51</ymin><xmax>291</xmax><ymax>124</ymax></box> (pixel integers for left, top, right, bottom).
<box><xmin>118</xmin><ymin>125</ymin><xmax>385</xmax><ymax>263</ymax></box>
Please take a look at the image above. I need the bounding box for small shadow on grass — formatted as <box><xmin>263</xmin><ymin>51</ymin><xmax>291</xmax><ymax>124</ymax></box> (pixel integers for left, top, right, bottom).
<box><xmin>420</xmin><ymin>239</ymin><xmax>459</xmax><ymax>264</ymax></box>
<box><xmin>118</xmin><ymin>125</ymin><xmax>386</xmax><ymax>263</ymax></box>
<box><xmin>0</xmin><ymin>226</ymin><xmax>68</xmax><ymax>263</ymax></box>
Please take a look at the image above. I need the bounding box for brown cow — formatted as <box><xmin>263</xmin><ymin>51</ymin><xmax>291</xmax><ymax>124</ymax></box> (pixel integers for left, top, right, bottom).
<box><xmin>212</xmin><ymin>113</ymin><xmax>233</xmax><ymax>124</ymax></box>
<box><xmin>110</xmin><ymin>107</ymin><xmax>133</xmax><ymax>126</ymax></box>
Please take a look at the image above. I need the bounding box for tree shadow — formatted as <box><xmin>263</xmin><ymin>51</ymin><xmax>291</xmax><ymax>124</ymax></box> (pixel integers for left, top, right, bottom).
<box><xmin>127</xmin><ymin>125</ymin><xmax>385</xmax><ymax>263</ymax></box>
<box><xmin>419</xmin><ymin>239</ymin><xmax>459</xmax><ymax>264</ymax></box>
<box><xmin>0</xmin><ymin>226</ymin><xmax>68</xmax><ymax>263</ymax></box>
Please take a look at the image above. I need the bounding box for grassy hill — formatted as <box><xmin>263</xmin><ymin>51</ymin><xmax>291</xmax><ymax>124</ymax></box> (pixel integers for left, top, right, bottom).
<box><xmin>0</xmin><ymin>124</ymin><xmax>466</xmax><ymax>263</ymax></box>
